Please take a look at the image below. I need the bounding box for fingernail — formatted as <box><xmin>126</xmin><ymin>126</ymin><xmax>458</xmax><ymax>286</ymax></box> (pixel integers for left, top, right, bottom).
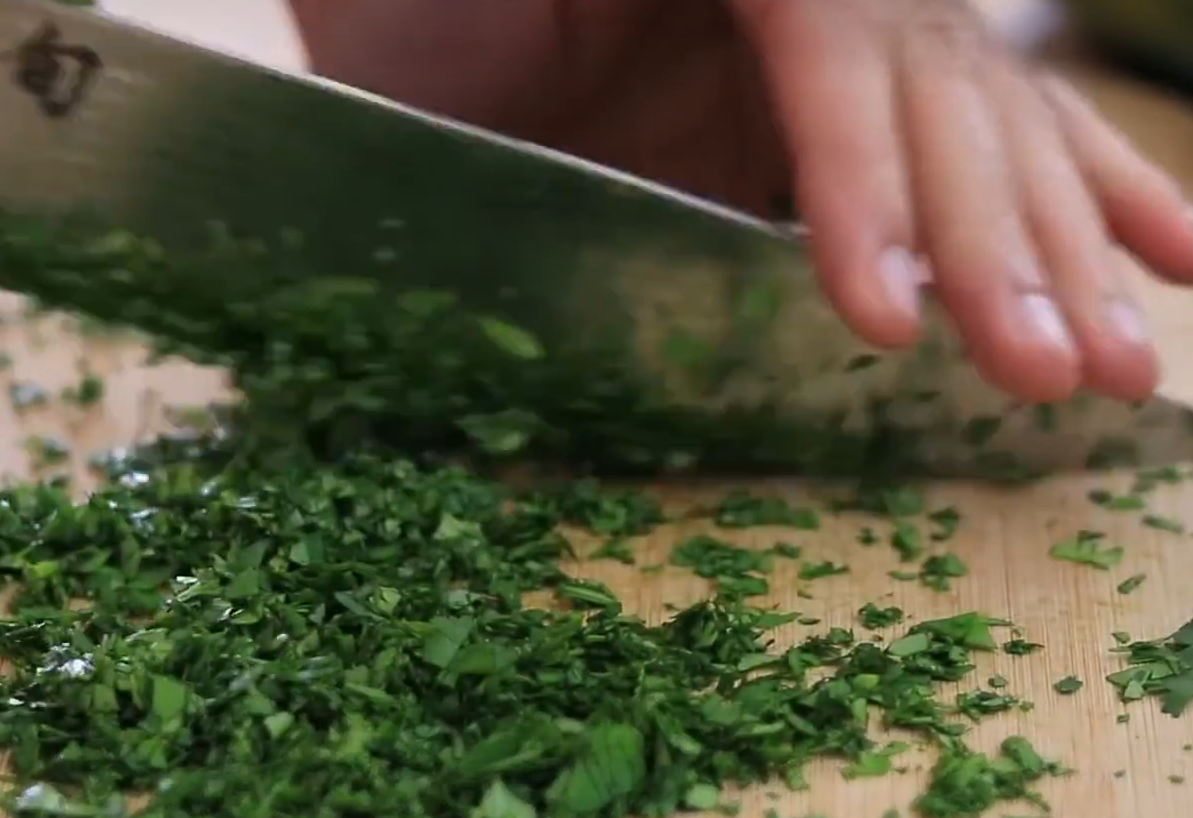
<box><xmin>878</xmin><ymin>247</ymin><xmax>921</xmax><ymax>318</ymax></box>
<box><xmin>1106</xmin><ymin>298</ymin><xmax>1149</xmax><ymax>344</ymax></box>
<box><xmin>1020</xmin><ymin>293</ymin><xmax>1074</xmax><ymax>351</ymax></box>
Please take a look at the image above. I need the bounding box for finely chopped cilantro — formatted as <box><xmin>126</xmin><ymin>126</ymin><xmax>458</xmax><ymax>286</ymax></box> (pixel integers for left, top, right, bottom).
<box><xmin>0</xmin><ymin>447</ymin><xmax>1064</xmax><ymax>818</ymax></box>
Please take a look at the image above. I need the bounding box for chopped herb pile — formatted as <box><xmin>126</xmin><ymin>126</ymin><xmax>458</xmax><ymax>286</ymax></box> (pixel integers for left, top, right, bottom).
<box><xmin>0</xmin><ymin>449</ymin><xmax>1063</xmax><ymax>817</ymax></box>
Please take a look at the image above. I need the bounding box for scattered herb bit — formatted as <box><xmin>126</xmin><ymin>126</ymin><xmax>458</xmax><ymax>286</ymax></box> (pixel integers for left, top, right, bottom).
<box><xmin>668</xmin><ymin>535</ymin><xmax>771</xmax><ymax>597</ymax></box>
<box><xmin>1116</xmin><ymin>573</ymin><xmax>1146</xmax><ymax>595</ymax></box>
<box><xmin>589</xmin><ymin>538</ymin><xmax>636</xmax><ymax>565</ymax></box>
<box><xmin>857</xmin><ymin>526</ymin><xmax>878</xmax><ymax>546</ymax></box>
<box><xmin>797</xmin><ymin>560</ymin><xmax>848</xmax><ymax>581</ymax></box>
<box><xmin>532</xmin><ymin>479</ymin><xmax>664</xmax><ymax>539</ymax></box>
<box><xmin>1107</xmin><ymin>617</ymin><xmax>1193</xmax><ymax>715</ymax></box>
<box><xmin>60</xmin><ymin>367</ymin><xmax>105</xmax><ymax>407</ymax></box>
<box><xmin>955</xmin><ymin>689</ymin><xmax>1021</xmax><ymax>721</ymax></box>
<box><xmin>1049</xmin><ymin>530</ymin><xmax>1123</xmax><ymax>570</ymax></box>
<box><xmin>918</xmin><ymin>553</ymin><xmax>967</xmax><ymax>592</ymax></box>
<box><xmin>1133</xmin><ymin>466</ymin><xmax>1184</xmax><ymax>493</ymax></box>
<box><xmin>927</xmin><ymin>506</ymin><xmax>961</xmax><ymax>541</ymax></box>
<box><xmin>1087</xmin><ymin>489</ymin><xmax>1145</xmax><ymax>511</ymax></box>
<box><xmin>912</xmin><ymin>611</ymin><xmax>1000</xmax><ymax>652</ymax></box>
<box><xmin>1053</xmin><ymin>676</ymin><xmax>1084</xmax><ymax>695</ymax></box>
<box><xmin>1142</xmin><ymin>513</ymin><xmax>1185</xmax><ymax>534</ymax></box>
<box><xmin>712</xmin><ymin>491</ymin><xmax>819</xmax><ymax>530</ymax></box>
<box><xmin>879</xmin><ymin>486</ymin><xmax>926</xmax><ymax>517</ymax></box>
<box><xmin>1003</xmin><ymin>638</ymin><xmax>1043</xmax><ymax>656</ymax></box>
<box><xmin>716</xmin><ymin>574</ymin><xmax>770</xmax><ymax>598</ymax></box>
<box><xmin>1171</xmin><ymin>775</ymin><xmax>1186</xmax><ymax>785</ymax></box>
<box><xmin>858</xmin><ymin>603</ymin><xmax>904</xmax><ymax>629</ymax></box>
<box><xmin>891</xmin><ymin>520</ymin><xmax>923</xmax><ymax>562</ymax></box>
<box><xmin>841</xmin><ymin>742</ymin><xmax>909</xmax><ymax>780</ymax></box>
<box><xmin>555</xmin><ymin>578</ymin><xmax>622</xmax><ymax>611</ymax></box>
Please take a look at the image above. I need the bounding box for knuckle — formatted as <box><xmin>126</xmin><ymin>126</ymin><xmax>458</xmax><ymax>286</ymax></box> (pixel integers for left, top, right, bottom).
<box><xmin>901</xmin><ymin>0</ymin><xmax>990</xmax><ymax>74</ymax></box>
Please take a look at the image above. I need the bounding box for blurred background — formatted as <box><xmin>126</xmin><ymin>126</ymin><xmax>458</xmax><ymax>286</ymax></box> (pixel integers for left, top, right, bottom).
<box><xmin>92</xmin><ymin>0</ymin><xmax>1193</xmax><ymax>103</ymax></box>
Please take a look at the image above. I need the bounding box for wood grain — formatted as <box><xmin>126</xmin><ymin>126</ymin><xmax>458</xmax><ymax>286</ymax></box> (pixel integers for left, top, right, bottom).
<box><xmin>3</xmin><ymin>2</ymin><xmax>1193</xmax><ymax>816</ymax></box>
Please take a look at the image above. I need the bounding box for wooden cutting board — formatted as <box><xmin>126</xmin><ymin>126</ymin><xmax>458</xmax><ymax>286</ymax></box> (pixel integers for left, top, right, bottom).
<box><xmin>3</xmin><ymin>8</ymin><xmax>1193</xmax><ymax>818</ymax></box>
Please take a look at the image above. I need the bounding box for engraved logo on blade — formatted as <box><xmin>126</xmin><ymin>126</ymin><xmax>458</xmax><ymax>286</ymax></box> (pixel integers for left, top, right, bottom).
<box><xmin>4</xmin><ymin>22</ymin><xmax>102</xmax><ymax>119</ymax></box>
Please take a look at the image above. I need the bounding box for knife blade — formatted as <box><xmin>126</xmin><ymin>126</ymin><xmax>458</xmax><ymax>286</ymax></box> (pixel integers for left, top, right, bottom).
<box><xmin>0</xmin><ymin>0</ymin><xmax>1190</xmax><ymax>478</ymax></box>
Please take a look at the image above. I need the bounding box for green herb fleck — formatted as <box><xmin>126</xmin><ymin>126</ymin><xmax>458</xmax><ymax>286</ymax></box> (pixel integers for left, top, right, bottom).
<box><xmin>60</xmin><ymin>367</ymin><xmax>105</xmax><ymax>407</ymax></box>
<box><xmin>1143</xmin><ymin>513</ymin><xmax>1185</xmax><ymax>534</ymax></box>
<box><xmin>1116</xmin><ymin>573</ymin><xmax>1146</xmax><ymax>595</ymax></box>
<box><xmin>1053</xmin><ymin>675</ymin><xmax>1083</xmax><ymax>695</ymax></box>
<box><xmin>1003</xmin><ymin>638</ymin><xmax>1043</xmax><ymax>656</ymax></box>
<box><xmin>918</xmin><ymin>553</ymin><xmax>967</xmax><ymax>592</ymax></box>
<box><xmin>1087</xmin><ymin>489</ymin><xmax>1145</xmax><ymax>511</ymax></box>
<box><xmin>797</xmin><ymin>560</ymin><xmax>849</xmax><ymax>581</ymax></box>
<box><xmin>891</xmin><ymin>520</ymin><xmax>923</xmax><ymax>562</ymax></box>
<box><xmin>669</xmin><ymin>535</ymin><xmax>772</xmax><ymax>597</ymax></box>
<box><xmin>1050</xmin><ymin>530</ymin><xmax>1123</xmax><ymax>569</ymax></box>
<box><xmin>712</xmin><ymin>491</ymin><xmax>819</xmax><ymax>529</ymax></box>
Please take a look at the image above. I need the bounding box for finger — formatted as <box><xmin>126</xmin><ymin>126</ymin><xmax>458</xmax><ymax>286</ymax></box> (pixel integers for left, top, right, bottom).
<box><xmin>893</xmin><ymin>3</ymin><xmax>1080</xmax><ymax>402</ymax></box>
<box><xmin>731</xmin><ymin>0</ymin><xmax>921</xmax><ymax>350</ymax></box>
<box><xmin>983</xmin><ymin>64</ymin><xmax>1158</xmax><ymax>399</ymax></box>
<box><xmin>1044</xmin><ymin>76</ymin><xmax>1193</xmax><ymax>287</ymax></box>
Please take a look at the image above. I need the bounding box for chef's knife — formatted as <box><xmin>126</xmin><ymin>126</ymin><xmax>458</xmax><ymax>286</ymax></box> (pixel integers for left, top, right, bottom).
<box><xmin>0</xmin><ymin>0</ymin><xmax>1190</xmax><ymax>478</ymax></box>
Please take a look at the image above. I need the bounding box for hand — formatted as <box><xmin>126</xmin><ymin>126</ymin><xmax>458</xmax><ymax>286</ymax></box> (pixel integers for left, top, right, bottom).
<box><xmin>289</xmin><ymin>0</ymin><xmax>1193</xmax><ymax>403</ymax></box>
